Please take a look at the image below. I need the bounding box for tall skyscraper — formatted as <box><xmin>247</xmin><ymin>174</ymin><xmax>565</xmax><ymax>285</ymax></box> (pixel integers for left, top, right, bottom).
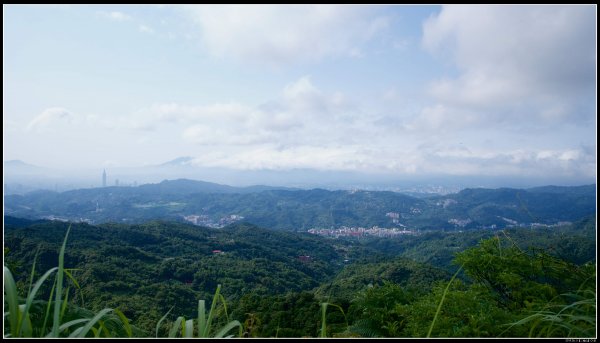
<box><xmin>102</xmin><ymin>169</ymin><xmax>107</xmax><ymax>187</ymax></box>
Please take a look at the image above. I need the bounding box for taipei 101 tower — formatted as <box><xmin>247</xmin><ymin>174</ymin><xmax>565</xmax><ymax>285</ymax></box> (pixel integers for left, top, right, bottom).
<box><xmin>102</xmin><ymin>169</ymin><xmax>107</xmax><ymax>188</ymax></box>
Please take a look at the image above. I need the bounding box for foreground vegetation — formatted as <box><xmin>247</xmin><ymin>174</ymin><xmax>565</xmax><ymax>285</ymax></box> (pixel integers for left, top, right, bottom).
<box><xmin>4</xmin><ymin>216</ymin><xmax>596</xmax><ymax>337</ymax></box>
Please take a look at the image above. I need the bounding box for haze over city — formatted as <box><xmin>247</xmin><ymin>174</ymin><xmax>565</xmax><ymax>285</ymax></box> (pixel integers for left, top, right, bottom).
<box><xmin>3</xmin><ymin>5</ymin><xmax>597</xmax><ymax>190</ymax></box>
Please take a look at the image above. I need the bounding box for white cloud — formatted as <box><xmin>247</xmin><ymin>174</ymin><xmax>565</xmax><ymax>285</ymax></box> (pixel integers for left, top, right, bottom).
<box><xmin>413</xmin><ymin>144</ymin><xmax>596</xmax><ymax>178</ymax></box>
<box><xmin>138</xmin><ymin>24</ymin><xmax>154</xmax><ymax>34</ymax></box>
<box><xmin>131</xmin><ymin>76</ymin><xmax>360</xmax><ymax>147</ymax></box>
<box><xmin>182</xmin><ymin>124</ymin><xmax>270</xmax><ymax>146</ymax></box>
<box><xmin>72</xmin><ymin>74</ymin><xmax>593</xmax><ymax>180</ymax></box>
<box><xmin>188</xmin><ymin>145</ymin><xmax>373</xmax><ymax>171</ymax></box>
<box><xmin>422</xmin><ymin>5</ymin><xmax>596</xmax><ymax>125</ymax></box>
<box><xmin>125</xmin><ymin>75</ymin><xmax>594</xmax><ymax>179</ymax></box>
<box><xmin>180</xmin><ymin>137</ymin><xmax>596</xmax><ymax>180</ymax></box>
<box><xmin>100</xmin><ymin>11</ymin><xmax>132</xmax><ymax>22</ymax></box>
<box><xmin>182</xmin><ymin>5</ymin><xmax>389</xmax><ymax>65</ymax></box>
<box><xmin>402</xmin><ymin>104</ymin><xmax>485</xmax><ymax>134</ymax></box>
<box><xmin>283</xmin><ymin>76</ymin><xmax>319</xmax><ymax>100</ymax></box>
<box><xmin>143</xmin><ymin>102</ymin><xmax>249</xmax><ymax>123</ymax></box>
<box><xmin>26</xmin><ymin>107</ymin><xmax>74</xmax><ymax>132</ymax></box>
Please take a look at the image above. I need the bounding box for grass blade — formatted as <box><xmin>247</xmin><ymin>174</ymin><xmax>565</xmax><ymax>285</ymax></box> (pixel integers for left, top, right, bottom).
<box><xmin>41</xmin><ymin>277</ymin><xmax>57</xmax><ymax>335</ymax></box>
<box><xmin>51</xmin><ymin>224</ymin><xmax>71</xmax><ymax>337</ymax></box>
<box><xmin>427</xmin><ymin>265</ymin><xmax>463</xmax><ymax>338</ymax></box>
<box><xmin>3</xmin><ymin>266</ymin><xmax>20</xmax><ymax>337</ymax></box>
<box><xmin>214</xmin><ymin>320</ymin><xmax>242</xmax><ymax>338</ymax></box>
<box><xmin>184</xmin><ymin>318</ymin><xmax>194</xmax><ymax>338</ymax></box>
<box><xmin>113</xmin><ymin>308</ymin><xmax>132</xmax><ymax>338</ymax></box>
<box><xmin>57</xmin><ymin>318</ymin><xmax>89</xmax><ymax>334</ymax></box>
<box><xmin>198</xmin><ymin>300</ymin><xmax>206</xmax><ymax>338</ymax></box>
<box><xmin>168</xmin><ymin>316</ymin><xmax>185</xmax><ymax>338</ymax></box>
<box><xmin>27</xmin><ymin>245</ymin><xmax>42</xmax><ymax>297</ymax></box>
<box><xmin>70</xmin><ymin>307</ymin><xmax>113</xmax><ymax>338</ymax></box>
<box><xmin>67</xmin><ymin>326</ymin><xmax>84</xmax><ymax>337</ymax></box>
<box><xmin>18</xmin><ymin>267</ymin><xmax>58</xmax><ymax>336</ymax></box>
<box><xmin>219</xmin><ymin>294</ymin><xmax>230</xmax><ymax>322</ymax></box>
<box><xmin>18</xmin><ymin>304</ymin><xmax>33</xmax><ymax>337</ymax></box>
<box><xmin>204</xmin><ymin>284</ymin><xmax>222</xmax><ymax>337</ymax></box>
<box><xmin>319</xmin><ymin>302</ymin><xmax>347</xmax><ymax>338</ymax></box>
<box><xmin>100</xmin><ymin>320</ymin><xmax>110</xmax><ymax>337</ymax></box>
<box><xmin>64</xmin><ymin>269</ymin><xmax>85</xmax><ymax>307</ymax></box>
<box><xmin>320</xmin><ymin>303</ymin><xmax>328</xmax><ymax>338</ymax></box>
<box><xmin>155</xmin><ymin>306</ymin><xmax>174</xmax><ymax>338</ymax></box>
<box><xmin>63</xmin><ymin>269</ymin><xmax>81</xmax><ymax>288</ymax></box>
<box><xmin>61</xmin><ymin>286</ymin><xmax>70</xmax><ymax>321</ymax></box>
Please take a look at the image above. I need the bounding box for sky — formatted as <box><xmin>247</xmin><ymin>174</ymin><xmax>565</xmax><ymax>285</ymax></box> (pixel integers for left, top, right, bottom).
<box><xmin>3</xmin><ymin>5</ymin><xmax>597</xmax><ymax>185</ymax></box>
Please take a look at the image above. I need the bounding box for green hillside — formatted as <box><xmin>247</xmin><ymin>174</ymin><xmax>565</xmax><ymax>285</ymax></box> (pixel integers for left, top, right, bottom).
<box><xmin>4</xmin><ymin>182</ymin><xmax>596</xmax><ymax>231</ymax></box>
<box><xmin>4</xmin><ymin>215</ymin><xmax>595</xmax><ymax>337</ymax></box>
<box><xmin>4</xmin><ymin>220</ymin><xmax>346</xmax><ymax>332</ymax></box>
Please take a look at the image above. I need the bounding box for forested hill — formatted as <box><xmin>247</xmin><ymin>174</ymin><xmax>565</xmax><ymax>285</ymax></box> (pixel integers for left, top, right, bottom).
<box><xmin>3</xmin><ymin>219</ymin><xmax>350</xmax><ymax>331</ymax></box>
<box><xmin>4</xmin><ymin>216</ymin><xmax>595</xmax><ymax>337</ymax></box>
<box><xmin>4</xmin><ymin>181</ymin><xmax>596</xmax><ymax>231</ymax></box>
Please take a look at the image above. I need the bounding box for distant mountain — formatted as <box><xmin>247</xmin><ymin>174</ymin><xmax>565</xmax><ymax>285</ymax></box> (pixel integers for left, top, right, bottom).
<box><xmin>4</xmin><ymin>159</ymin><xmax>37</xmax><ymax>167</ymax></box>
<box><xmin>135</xmin><ymin>178</ymin><xmax>299</xmax><ymax>195</ymax></box>
<box><xmin>3</xmin><ymin>159</ymin><xmax>46</xmax><ymax>174</ymax></box>
<box><xmin>156</xmin><ymin>156</ymin><xmax>194</xmax><ymax>167</ymax></box>
<box><xmin>139</xmin><ymin>178</ymin><xmax>238</xmax><ymax>194</ymax></box>
<box><xmin>527</xmin><ymin>184</ymin><xmax>597</xmax><ymax>196</ymax></box>
<box><xmin>425</xmin><ymin>185</ymin><xmax>596</xmax><ymax>229</ymax></box>
<box><xmin>3</xmin><ymin>160</ymin><xmax>57</xmax><ymax>194</ymax></box>
<box><xmin>3</xmin><ymin>215</ymin><xmax>46</xmax><ymax>228</ymax></box>
<box><xmin>5</xmin><ymin>179</ymin><xmax>596</xmax><ymax>231</ymax></box>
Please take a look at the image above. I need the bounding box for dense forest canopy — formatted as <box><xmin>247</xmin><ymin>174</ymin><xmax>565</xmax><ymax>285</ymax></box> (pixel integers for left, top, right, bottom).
<box><xmin>4</xmin><ymin>213</ymin><xmax>596</xmax><ymax>337</ymax></box>
<box><xmin>4</xmin><ymin>182</ymin><xmax>596</xmax><ymax>233</ymax></box>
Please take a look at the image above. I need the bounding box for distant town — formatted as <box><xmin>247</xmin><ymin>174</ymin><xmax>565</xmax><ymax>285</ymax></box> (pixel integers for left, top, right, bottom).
<box><xmin>307</xmin><ymin>226</ymin><xmax>416</xmax><ymax>238</ymax></box>
<box><xmin>183</xmin><ymin>214</ymin><xmax>245</xmax><ymax>228</ymax></box>
<box><xmin>39</xmin><ymin>210</ymin><xmax>574</xmax><ymax>235</ymax></box>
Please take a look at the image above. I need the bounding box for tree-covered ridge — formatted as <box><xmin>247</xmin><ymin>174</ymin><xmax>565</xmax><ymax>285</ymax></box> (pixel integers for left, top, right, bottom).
<box><xmin>353</xmin><ymin>214</ymin><xmax>596</xmax><ymax>271</ymax></box>
<box><xmin>4</xmin><ymin>219</ymin><xmax>346</xmax><ymax>332</ymax></box>
<box><xmin>4</xmin><ymin>215</ymin><xmax>596</xmax><ymax>337</ymax></box>
<box><xmin>4</xmin><ymin>182</ymin><xmax>596</xmax><ymax>231</ymax></box>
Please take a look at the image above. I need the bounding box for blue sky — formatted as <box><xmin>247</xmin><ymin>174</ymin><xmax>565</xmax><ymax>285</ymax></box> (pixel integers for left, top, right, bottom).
<box><xmin>3</xmin><ymin>5</ymin><xmax>597</xmax><ymax>184</ymax></box>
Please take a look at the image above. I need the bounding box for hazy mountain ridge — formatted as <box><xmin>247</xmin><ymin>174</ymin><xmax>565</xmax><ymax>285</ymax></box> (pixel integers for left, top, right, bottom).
<box><xmin>5</xmin><ymin>156</ymin><xmax>595</xmax><ymax>195</ymax></box>
<box><xmin>4</xmin><ymin>179</ymin><xmax>595</xmax><ymax>231</ymax></box>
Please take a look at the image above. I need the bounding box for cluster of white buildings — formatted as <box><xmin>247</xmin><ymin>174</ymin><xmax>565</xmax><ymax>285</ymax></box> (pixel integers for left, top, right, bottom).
<box><xmin>307</xmin><ymin>226</ymin><xmax>416</xmax><ymax>238</ymax></box>
<box><xmin>448</xmin><ymin>218</ymin><xmax>473</xmax><ymax>227</ymax></box>
<box><xmin>183</xmin><ymin>214</ymin><xmax>244</xmax><ymax>228</ymax></box>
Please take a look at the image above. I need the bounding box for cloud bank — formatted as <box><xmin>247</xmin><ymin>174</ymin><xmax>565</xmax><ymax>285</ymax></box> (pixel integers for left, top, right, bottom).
<box><xmin>421</xmin><ymin>5</ymin><xmax>596</xmax><ymax>130</ymax></box>
<box><xmin>182</xmin><ymin>5</ymin><xmax>388</xmax><ymax>65</ymax></box>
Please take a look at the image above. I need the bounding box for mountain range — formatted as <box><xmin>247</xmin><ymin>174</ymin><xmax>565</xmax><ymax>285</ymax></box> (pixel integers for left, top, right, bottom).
<box><xmin>6</xmin><ymin>157</ymin><xmax>593</xmax><ymax>195</ymax></box>
<box><xmin>4</xmin><ymin>178</ymin><xmax>595</xmax><ymax>231</ymax></box>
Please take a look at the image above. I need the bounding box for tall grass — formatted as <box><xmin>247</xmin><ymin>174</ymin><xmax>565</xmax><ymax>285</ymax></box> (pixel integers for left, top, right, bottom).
<box><xmin>319</xmin><ymin>302</ymin><xmax>348</xmax><ymax>338</ymax></box>
<box><xmin>3</xmin><ymin>224</ymin><xmax>132</xmax><ymax>338</ymax></box>
<box><xmin>159</xmin><ymin>284</ymin><xmax>242</xmax><ymax>338</ymax></box>
<box><xmin>501</xmin><ymin>288</ymin><xmax>596</xmax><ymax>337</ymax></box>
<box><xmin>427</xmin><ymin>265</ymin><xmax>463</xmax><ymax>338</ymax></box>
<box><xmin>4</xmin><ymin>223</ymin><xmax>244</xmax><ymax>338</ymax></box>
